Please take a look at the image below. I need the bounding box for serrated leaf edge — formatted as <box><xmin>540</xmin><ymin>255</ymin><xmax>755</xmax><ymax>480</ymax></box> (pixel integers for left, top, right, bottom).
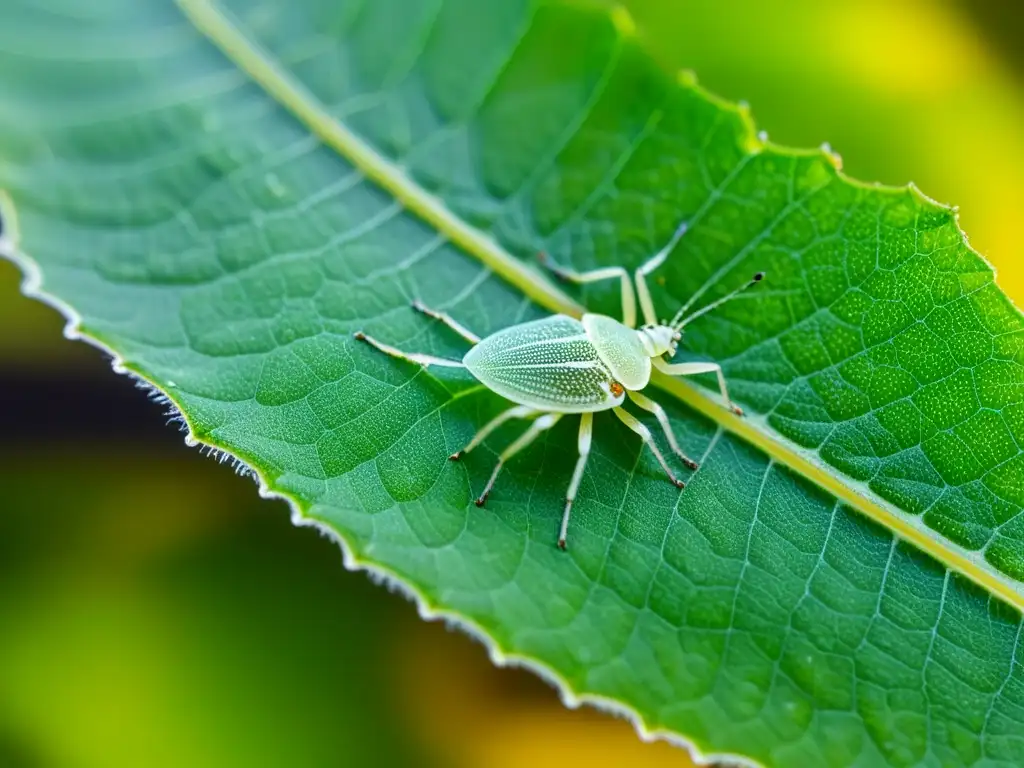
<box><xmin>3</xmin><ymin>0</ymin><xmax>1022</xmax><ymax>761</ymax></box>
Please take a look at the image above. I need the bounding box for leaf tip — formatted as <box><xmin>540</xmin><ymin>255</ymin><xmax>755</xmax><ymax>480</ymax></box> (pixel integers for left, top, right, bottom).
<box><xmin>609</xmin><ymin>5</ymin><xmax>637</xmax><ymax>38</ymax></box>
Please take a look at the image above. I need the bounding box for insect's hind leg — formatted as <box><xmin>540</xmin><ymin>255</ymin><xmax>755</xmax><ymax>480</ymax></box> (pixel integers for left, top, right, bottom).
<box><xmin>476</xmin><ymin>413</ymin><xmax>561</xmax><ymax>507</ymax></box>
<box><xmin>626</xmin><ymin>390</ymin><xmax>699</xmax><ymax>470</ymax></box>
<box><xmin>559</xmin><ymin>412</ymin><xmax>593</xmax><ymax>550</ymax></box>
<box><xmin>449</xmin><ymin>405</ymin><xmax>538</xmax><ymax>461</ymax></box>
<box><xmin>353</xmin><ymin>331</ymin><xmax>466</xmax><ymax>368</ymax></box>
<box><xmin>410</xmin><ymin>300</ymin><xmax>481</xmax><ymax>344</ymax></box>
<box><xmin>612</xmin><ymin>407</ymin><xmax>685</xmax><ymax>488</ymax></box>
<box><xmin>353</xmin><ymin>298</ymin><xmax>482</xmax><ymax>367</ymax></box>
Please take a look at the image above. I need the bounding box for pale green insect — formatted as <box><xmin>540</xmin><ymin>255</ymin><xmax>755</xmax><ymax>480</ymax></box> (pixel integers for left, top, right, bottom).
<box><xmin>354</xmin><ymin>223</ymin><xmax>764</xmax><ymax>549</ymax></box>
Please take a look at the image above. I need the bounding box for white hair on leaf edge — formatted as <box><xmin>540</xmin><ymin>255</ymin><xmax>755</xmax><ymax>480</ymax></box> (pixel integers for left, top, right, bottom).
<box><xmin>0</xmin><ymin>217</ymin><xmax>761</xmax><ymax>768</ymax></box>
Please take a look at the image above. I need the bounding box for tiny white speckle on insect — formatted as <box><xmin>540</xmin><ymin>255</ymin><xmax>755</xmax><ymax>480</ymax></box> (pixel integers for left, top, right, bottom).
<box><xmin>353</xmin><ymin>222</ymin><xmax>766</xmax><ymax>549</ymax></box>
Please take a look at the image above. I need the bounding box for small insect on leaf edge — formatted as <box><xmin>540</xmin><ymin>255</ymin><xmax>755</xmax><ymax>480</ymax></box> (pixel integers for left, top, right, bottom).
<box><xmin>353</xmin><ymin>222</ymin><xmax>765</xmax><ymax>549</ymax></box>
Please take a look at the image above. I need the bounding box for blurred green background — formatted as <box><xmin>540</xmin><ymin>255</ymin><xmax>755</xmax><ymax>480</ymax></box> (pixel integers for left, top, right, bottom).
<box><xmin>2</xmin><ymin>1</ymin><xmax>1022</xmax><ymax>766</ymax></box>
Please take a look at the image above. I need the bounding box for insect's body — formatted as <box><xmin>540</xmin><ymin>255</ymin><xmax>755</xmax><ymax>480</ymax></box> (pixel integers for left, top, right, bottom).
<box><xmin>354</xmin><ymin>222</ymin><xmax>764</xmax><ymax>549</ymax></box>
<box><xmin>463</xmin><ymin>315</ymin><xmax>622</xmax><ymax>412</ymax></box>
<box><xmin>464</xmin><ymin>312</ymin><xmax>683</xmax><ymax>412</ymax></box>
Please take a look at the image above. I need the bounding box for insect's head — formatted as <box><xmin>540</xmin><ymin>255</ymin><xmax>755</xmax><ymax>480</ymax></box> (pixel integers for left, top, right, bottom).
<box><xmin>639</xmin><ymin>322</ymin><xmax>681</xmax><ymax>358</ymax></box>
<box><xmin>668</xmin><ymin>271</ymin><xmax>766</xmax><ymax>336</ymax></box>
<box><xmin>640</xmin><ymin>272</ymin><xmax>765</xmax><ymax>359</ymax></box>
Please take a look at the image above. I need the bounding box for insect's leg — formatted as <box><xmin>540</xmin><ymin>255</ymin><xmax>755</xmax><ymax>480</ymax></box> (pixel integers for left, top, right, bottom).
<box><xmin>612</xmin><ymin>407</ymin><xmax>684</xmax><ymax>488</ymax></box>
<box><xmin>626</xmin><ymin>390</ymin><xmax>699</xmax><ymax>470</ymax></box>
<box><xmin>652</xmin><ymin>358</ymin><xmax>743</xmax><ymax>416</ymax></box>
<box><xmin>536</xmin><ymin>253</ymin><xmax>637</xmax><ymax>328</ymax></box>
<box><xmin>449</xmin><ymin>404</ymin><xmax>538</xmax><ymax>460</ymax></box>
<box><xmin>476</xmin><ymin>413</ymin><xmax>562</xmax><ymax>507</ymax></box>
<box><xmin>353</xmin><ymin>331</ymin><xmax>466</xmax><ymax>368</ymax></box>
<box><xmin>559</xmin><ymin>412</ymin><xmax>593</xmax><ymax>550</ymax></box>
<box><xmin>635</xmin><ymin>222</ymin><xmax>688</xmax><ymax>326</ymax></box>
<box><xmin>410</xmin><ymin>300</ymin><xmax>481</xmax><ymax>345</ymax></box>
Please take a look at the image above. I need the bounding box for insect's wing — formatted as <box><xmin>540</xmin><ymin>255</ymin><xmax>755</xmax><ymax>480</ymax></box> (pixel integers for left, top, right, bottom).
<box><xmin>464</xmin><ymin>315</ymin><xmax>624</xmax><ymax>413</ymax></box>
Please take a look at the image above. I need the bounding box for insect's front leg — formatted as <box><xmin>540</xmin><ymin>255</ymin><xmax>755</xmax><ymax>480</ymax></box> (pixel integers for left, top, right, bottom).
<box><xmin>634</xmin><ymin>221</ymin><xmax>688</xmax><ymax>326</ymax></box>
<box><xmin>653</xmin><ymin>358</ymin><xmax>743</xmax><ymax>415</ymax></box>
<box><xmin>626</xmin><ymin>390</ymin><xmax>699</xmax><ymax>469</ymax></box>
<box><xmin>612</xmin><ymin>407</ymin><xmax>684</xmax><ymax>488</ymax></box>
<box><xmin>536</xmin><ymin>253</ymin><xmax>638</xmax><ymax>328</ymax></box>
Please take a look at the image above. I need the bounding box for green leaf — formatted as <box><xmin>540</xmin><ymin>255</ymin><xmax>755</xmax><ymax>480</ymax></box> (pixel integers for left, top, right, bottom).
<box><xmin>2</xmin><ymin>0</ymin><xmax>1024</xmax><ymax>765</ymax></box>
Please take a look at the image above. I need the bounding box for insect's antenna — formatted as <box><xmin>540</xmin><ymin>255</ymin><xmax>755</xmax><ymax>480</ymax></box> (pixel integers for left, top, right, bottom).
<box><xmin>672</xmin><ymin>272</ymin><xmax>765</xmax><ymax>330</ymax></box>
<box><xmin>667</xmin><ymin>272</ymin><xmax>707</xmax><ymax>328</ymax></box>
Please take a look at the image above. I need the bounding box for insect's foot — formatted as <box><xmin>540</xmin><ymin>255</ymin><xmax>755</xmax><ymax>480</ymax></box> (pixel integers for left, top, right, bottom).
<box><xmin>557</xmin><ymin>537</ymin><xmax>567</xmax><ymax>551</ymax></box>
<box><xmin>671</xmin><ymin>449</ymin><xmax>700</xmax><ymax>470</ymax></box>
<box><xmin>730</xmin><ymin>405</ymin><xmax>745</xmax><ymax>417</ymax></box>
<box><xmin>475</xmin><ymin>493</ymin><xmax>489</xmax><ymax>507</ymax></box>
<box><xmin>673</xmin><ymin>478</ymin><xmax>686</xmax><ymax>489</ymax></box>
<box><xmin>449</xmin><ymin>451</ymin><xmax>463</xmax><ymax>461</ymax></box>
<box><xmin>353</xmin><ymin>330</ymin><xmax>367</xmax><ymax>341</ymax></box>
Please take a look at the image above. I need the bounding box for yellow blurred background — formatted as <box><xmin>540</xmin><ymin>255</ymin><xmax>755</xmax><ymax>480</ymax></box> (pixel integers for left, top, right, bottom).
<box><xmin>1</xmin><ymin>1</ymin><xmax>1021</xmax><ymax>766</ymax></box>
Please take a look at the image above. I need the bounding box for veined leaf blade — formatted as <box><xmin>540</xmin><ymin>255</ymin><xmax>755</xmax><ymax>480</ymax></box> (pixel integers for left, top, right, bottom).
<box><xmin>1</xmin><ymin>0</ymin><xmax>1023</xmax><ymax>765</ymax></box>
